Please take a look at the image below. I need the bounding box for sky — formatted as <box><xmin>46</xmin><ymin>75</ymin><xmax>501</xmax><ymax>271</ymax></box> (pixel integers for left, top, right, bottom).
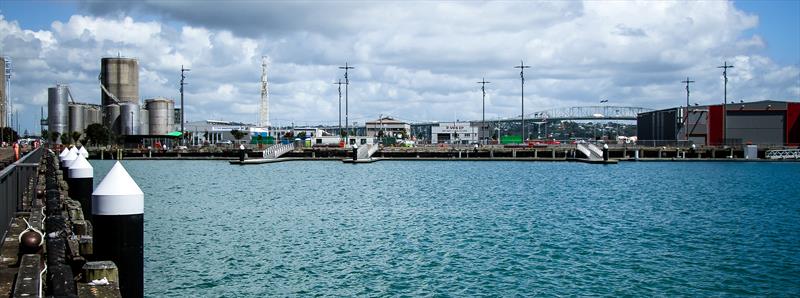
<box><xmin>1</xmin><ymin>0</ymin><xmax>799</xmax><ymax>134</ymax></box>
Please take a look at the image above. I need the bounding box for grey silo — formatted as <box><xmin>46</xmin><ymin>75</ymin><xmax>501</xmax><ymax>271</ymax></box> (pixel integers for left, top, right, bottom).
<box><xmin>145</xmin><ymin>98</ymin><xmax>172</xmax><ymax>135</ymax></box>
<box><xmin>48</xmin><ymin>85</ymin><xmax>69</xmax><ymax>140</ymax></box>
<box><xmin>139</xmin><ymin>108</ymin><xmax>149</xmax><ymax>135</ymax></box>
<box><xmin>100</xmin><ymin>57</ymin><xmax>139</xmax><ymax>106</ymax></box>
<box><xmin>104</xmin><ymin>104</ymin><xmax>121</xmax><ymax>134</ymax></box>
<box><xmin>68</xmin><ymin>103</ymin><xmax>85</xmax><ymax>133</ymax></box>
<box><xmin>119</xmin><ymin>102</ymin><xmax>140</xmax><ymax>135</ymax></box>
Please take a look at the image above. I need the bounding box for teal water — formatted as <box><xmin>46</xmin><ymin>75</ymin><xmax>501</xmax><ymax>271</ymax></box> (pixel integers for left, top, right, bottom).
<box><xmin>91</xmin><ymin>160</ymin><xmax>800</xmax><ymax>297</ymax></box>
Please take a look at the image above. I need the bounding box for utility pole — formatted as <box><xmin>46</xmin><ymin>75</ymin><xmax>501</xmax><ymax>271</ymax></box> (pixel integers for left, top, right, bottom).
<box><xmin>514</xmin><ymin>60</ymin><xmax>530</xmax><ymax>143</ymax></box>
<box><xmin>339</xmin><ymin>62</ymin><xmax>354</xmax><ymax>137</ymax></box>
<box><xmin>334</xmin><ymin>79</ymin><xmax>346</xmax><ymax>137</ymax></box>
<box><xmin>681</xmin><ymin>77</ymin><xmax>695</xmax><ymax>141</ymax></box>
<box><xmin>180</xmin><ymin>65</ymin><xmax>190</xmax><ymax>145</ymax></box>
<box><xmin>717</xmin><ymin>61</ymin><xmax>733</xmax><ymax>145</ymax></box>
<box><xmin>477</xmin><ymin>78</ymin><xmax>491</xmax><ymax>145</ymax></box>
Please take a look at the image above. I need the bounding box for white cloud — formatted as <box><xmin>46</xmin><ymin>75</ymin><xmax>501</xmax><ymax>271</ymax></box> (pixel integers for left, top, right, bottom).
<box><xmin>1</xmin><ymin>1</ymin><xmax>799</xmax><ymax>134</ymax></box>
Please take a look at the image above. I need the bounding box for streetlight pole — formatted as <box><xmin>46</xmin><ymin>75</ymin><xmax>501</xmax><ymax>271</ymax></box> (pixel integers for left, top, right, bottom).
<box><xmin>717</xmin><ymin>61</ymin><xmax>733</xmax><ymax>145</ymax></box>
<box><xmin>477</xmin><ymin>78</ymin><xmax>491</xmax><ymax>145</ymax></box>
<box><xmin>514</xmin><ymin>60</ymin><xmax>531</xmax><ymax>143</ymax></box>
<box><xmin>334</xmin><ymin>79</ymin><xmax>346</xmax><ymax>137</ymax></box>
<box><xmin>681</xmin><ymin>77</ymin><xmax>695</xmax><ymax>142</ymax></box>
<box><xmin>339</xmin><ymin>62</ymin><xmax>354</xmax><ymax>137</ymax></box>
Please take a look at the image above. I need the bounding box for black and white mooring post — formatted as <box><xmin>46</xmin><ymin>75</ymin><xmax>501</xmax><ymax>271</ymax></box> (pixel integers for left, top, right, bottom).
<box><xmin>603</xmin><ymin>143</ymin><xmax>609</xmax><ymax>161</ymax></box>
<box><xmin>61</xmin><ymin>146</ymin><xmax>79</xmax><ymax>175</ymax></box>
<box><xmin>68</xmin><ymin>154</ymin><xmax>93</xmax><ymax>222</ymax></box>
<box><xmin>92</xmin><ymin>161</ymin><xmax>144</xmax><ymax>298</ymax></box>
<box><xmin>79</xmin><ymin>145</ymin><xmax>89</xmax><ymax>158</ymax></box>
<box><xmin>352</xmin><ymin>144</ymin><xmax>358</xmax><ymax>161</ymax></box>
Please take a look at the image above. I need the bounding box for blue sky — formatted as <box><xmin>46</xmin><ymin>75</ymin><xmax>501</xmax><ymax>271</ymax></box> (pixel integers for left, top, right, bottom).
<box><xmin>1</xmin><ymin>1</ymin><xmax>798</xmax><ymax>134</ymax></box>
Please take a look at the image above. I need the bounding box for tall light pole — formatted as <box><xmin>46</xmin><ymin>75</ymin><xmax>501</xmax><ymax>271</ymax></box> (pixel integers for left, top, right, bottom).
<box><xmin>717</xmin><ymin>61</ymin><xmax>733</xmax><ymax>145</ymax></box>
<box><xmin>514</xmin><ymin>60</ymin><xmax>531</xmax><ymax>143</ymax></box>
<box><xmin>180</xmin><ymin>65</ymin><xmax>190</xmax><ymax>145</ymax></box>
<box><xmin>334</xmin><ymin>79</ymin><xmax>346</xmax><ymax>137</ymax></box>
<box><xmin>477</xmin><ymin>78</ymin><xmax>491</xmax><ymax>145</ymax></box>
<box><xmin>681</xmin><ymin>77</ymin><xmax>695</xmax><ymax>141</ymax></box>
<box><xmin>339</xmin><ymin>62</ymin><xmax>354</xmax><ymax>137</ymax></box>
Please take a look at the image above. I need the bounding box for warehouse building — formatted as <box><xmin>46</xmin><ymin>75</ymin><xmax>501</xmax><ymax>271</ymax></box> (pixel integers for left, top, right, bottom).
<box><xmin>431</xmin><ymin>122</ymin><xmax>479</xmax><ymax>144</ymax></box>
<box><xmin>637</xmin><ymin>100</ymin><xmax>800</xmax><ymax>146</ymax></box>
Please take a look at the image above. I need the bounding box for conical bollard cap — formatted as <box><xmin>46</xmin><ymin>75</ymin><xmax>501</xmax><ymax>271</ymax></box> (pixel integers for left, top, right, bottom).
<box><xmin>63</xmin><ymin>148</ymin><xmax>79</xmax><ymax>168</ymax></box>
<box><xmin>59</xmin><ymin>147</ymin><xmax>69</xmax><ymax>159</ymax></box>
<box><xmin>92</xmin><ymin>162</ymin><xmax>143</xmax><ymax>215</ymax></box>
<box><xmin>79</xmin><ymin>146</ymin><xmax>89</xmax><ymax>158</ymax></box>
<box><xmin>68</xmin><ymin>154</ymin><xmax>93</xmax><ymax>179</ymax></box>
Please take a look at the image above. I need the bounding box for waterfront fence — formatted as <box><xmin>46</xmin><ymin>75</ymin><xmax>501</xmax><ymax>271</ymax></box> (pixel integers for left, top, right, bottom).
<box><xmin>0</xmin><ymin>147</ymin><xmax>43</xmax><ymax>236</ymax></box>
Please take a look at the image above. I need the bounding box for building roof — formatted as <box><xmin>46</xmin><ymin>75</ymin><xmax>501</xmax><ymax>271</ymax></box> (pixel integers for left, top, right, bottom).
<box><xmin>366</xmin><ymin>117</ymin><xmax>407</xmax><ymax>125</ymax></box>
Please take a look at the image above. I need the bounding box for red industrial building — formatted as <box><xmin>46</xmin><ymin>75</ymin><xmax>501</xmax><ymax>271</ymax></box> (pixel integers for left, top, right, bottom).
<box><xmin>637</xmin><ymin>100</ymin><xmax>800</xmax><ymax>146</ymax></box>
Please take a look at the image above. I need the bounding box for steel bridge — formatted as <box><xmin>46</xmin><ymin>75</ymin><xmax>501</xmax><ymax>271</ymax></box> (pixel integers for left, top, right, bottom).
<box><xmin>412</xmin><ymin>106</ymin><xmax>654</xmax><ymax>126</ymax></box>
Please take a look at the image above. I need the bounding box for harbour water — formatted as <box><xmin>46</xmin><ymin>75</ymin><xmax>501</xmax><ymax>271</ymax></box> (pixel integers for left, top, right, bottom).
<box><xmin>91</xmin><ymin>160</ymin><xmax>800</xmax><ymax>296</ymax></box>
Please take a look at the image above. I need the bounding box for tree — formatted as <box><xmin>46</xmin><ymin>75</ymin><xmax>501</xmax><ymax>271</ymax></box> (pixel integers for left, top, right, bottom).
<box><xmin>297</xmin><ymin>131</ymin><xmax>307</xmax><ymax>139</ymax></box>
<box><xmin>84</xmin><ymin>124</ymin><xmax>112</xmax><ymax>146</ymax></box>
<box><xmin>49</xmin><ymin>131</ymin><xmax>61</xmax><ymax>144</ymax></box>
<box><xmin>230</xmin><ymin>129</ymin><xmax>247</xmax><ymax>143</ymax></box>
<box><xmin>71</xmin><ymin>131</ymin><xmax>82</xmax><ymax>145</ymax></box>
<box><xmin>60</xmin><ymin>133</ymin><xmax>72</xmax><ymax>145</ymax></box>
<box><xmin>1</xmin><ymin>127</ymin><xmax>19</xmax><ymax>143</ymax></box>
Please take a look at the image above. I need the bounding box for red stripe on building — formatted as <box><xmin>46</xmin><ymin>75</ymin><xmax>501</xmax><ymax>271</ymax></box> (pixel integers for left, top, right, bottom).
<box><xmin>708</xmin><ymin>105</ymin><xmax>723</xmax><ymax>146</ymax></box>
<box><xmin>787</xmin><ymin>102</ymin><xmax>800</xmax><ymax>146</ymax></box>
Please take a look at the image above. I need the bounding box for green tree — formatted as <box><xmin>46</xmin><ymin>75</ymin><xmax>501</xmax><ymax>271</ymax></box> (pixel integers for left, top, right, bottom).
<box><xmin>84</xmin><ymin>124</ymin><xmax>112</xmax><ymax>146</ymax></box>
<box><xmin>230</xmin><ymin>129</ymin><xmax>247</xmax><ymax>143</ymax></box>
<box><xmin>1</xmin><ymin>127</ymin><xmax>19</xmax><ymax>143</ymax></box>
<box><xmin>297</xmin><ymin>131</ymin><xmax>307</xmax><ymax>139</ymax></box>
<box><xmin>49</xmin><ymin>131</ymin><xmax>61</xmax><ymax>144</ymax></box>
<box><xmin>60</xmin><ymin>133</ymin><xmax>72</xmax><ymax>145</ymax></box>
<box><xmin>71</xmin><ymin>131</ymin><xmax>82</xmax><ymax>145</ymax></box>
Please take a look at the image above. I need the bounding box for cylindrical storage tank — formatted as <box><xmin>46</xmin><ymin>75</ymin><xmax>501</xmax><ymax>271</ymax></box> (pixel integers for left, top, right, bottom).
<box><xmin>100</xmin><ymin>58</ymin><xmax>139</xmax><ymax>107</ymax></box>
<box><xmin>139</xmin><ymin>108</ymin><xmax>149</xmax><ymax>135</ymax></box>
<box><xmin>48</xmin><ymin>85</ymin><xmax>69</xmax><ymax>141</ymax></box>
<box><xmin>167</xmin><ymin>100</ymin><xmax>175</xmax><ymax>132</ymax></box>
<box><xmin>104</xmin><ymin>104</ymin><xmax>120</xmax><ymax>135</ymax></box>
<box><xmin>69</xmin><ymin>104</ymin><xmax>85</xmax><ymax>133</ymax></box>
<box><xmin>119</xmin><ymin>102</ymin><xmax>140</xmax><ymax>135</ymax></box>
<box><xmin>145</xmin><ymin>98</ymin><xmax>171</xmax><ymax>135</ymax></box>
<box><xmin>82</xmin><ymin>105</ymin><xmax>91</xmax><ymax>129</ymax></box>
<box><xmin>91</xmin><ymin>106</ymin><xmax>103</xmax><ymax>126</ymax></box>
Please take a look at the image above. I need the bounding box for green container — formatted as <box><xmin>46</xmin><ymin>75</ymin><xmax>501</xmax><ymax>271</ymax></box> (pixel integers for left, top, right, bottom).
<box><xmin>500</xmin><ymin>135</ymin><xmax>522</xmax><ymax>144</ymax></box>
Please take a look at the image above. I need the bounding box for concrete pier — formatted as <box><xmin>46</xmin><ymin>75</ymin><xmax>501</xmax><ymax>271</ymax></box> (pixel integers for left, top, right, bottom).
<box><xmin>0</xmin><ymin>147</ymin><xmax>124</xmax><ymax>297</ymax></box>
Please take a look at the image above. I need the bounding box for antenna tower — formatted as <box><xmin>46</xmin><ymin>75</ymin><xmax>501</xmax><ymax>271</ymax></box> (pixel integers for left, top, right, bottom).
<box><xmin>260</xmin><ymin>56</ymin><xmax>270</xmax><ymax>127</ymax></box>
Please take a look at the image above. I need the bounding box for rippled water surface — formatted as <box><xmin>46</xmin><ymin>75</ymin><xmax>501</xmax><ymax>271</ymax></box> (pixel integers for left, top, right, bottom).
<box><xmin>91</xmin><ymin>160</ymin><xmax>800</xmax><ymax>297</ymax></box>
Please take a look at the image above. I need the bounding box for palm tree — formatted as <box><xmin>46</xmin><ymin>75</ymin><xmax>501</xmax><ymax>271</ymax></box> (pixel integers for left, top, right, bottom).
<box><xmin>71</xmin><ymin>131</ymin><xmax>82</xmax><ymax>145</ymax></box>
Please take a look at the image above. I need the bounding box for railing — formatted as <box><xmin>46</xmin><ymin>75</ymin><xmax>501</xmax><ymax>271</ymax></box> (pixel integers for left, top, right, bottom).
<box><xmin>1</xmin><ymin>147</ymin><xmax>43</xmax><ymax>236</ymax></box>
<box><xmin>765</xmin><ymin>149</ymin><xmax>800</xmax><ymax>160</ymax></box>
<box><xmin>576</xmin><ymin>143</ymin><xmax>602</xmax><ymax>160</ymax></box>
<box><xmin>263</xmin><ymin>142</ymin><xmax>295</xmax><ymax>159</ymax></box>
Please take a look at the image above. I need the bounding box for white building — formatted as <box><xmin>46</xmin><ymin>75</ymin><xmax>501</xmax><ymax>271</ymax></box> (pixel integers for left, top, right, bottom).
<box><xmin>431</xmin><ymin>122</ymin><xmax>479</xmax><ymax>144</ymax></box>
<box><xmin>365</xmin><ymin>117</ymin><xmax>411</xmax><ymax>138</ymax></box>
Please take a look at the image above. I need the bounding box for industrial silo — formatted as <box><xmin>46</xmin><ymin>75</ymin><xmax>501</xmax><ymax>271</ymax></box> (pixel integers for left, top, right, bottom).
<box><xmin>68</xmin><ymin>103</ymin><xmax>85</xmax><ymax>133</ymax></box>
<box><xmin>145</xmin><ymin>98</ymin><xmax>171</xmax><ymax>135</ymax></box>
<box><xmin>48</xmin><ymin>85</ymin><xmax>69</xmax><ymax>141</ymax></box>
<box><xmin>139</xmin><ymin>108</ymin><xmax>149</xmax><ymax>135</ymax></box>
<box><xmin>119</xmin><ymin>102</ymin><xmax>140</xmax><ymax>135</ymax></box>
<box><xmin>85</xmin><ymin>105</ymin><xmax>101</xmax><ymax>127</ymax></box>
<box><xmin>167</xmin><ymin>100</ymin><xmax>175</xmax><ymax>132</ymax></box>
<box><xmin>100</xmin><ymin>57</ymin><xmax>139</xmax><ymax>106</ymax></box>
<box><xmin>104</xmin><ymin>104</ymin><xmax>120</xmax><ymax>134</ymax></box>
